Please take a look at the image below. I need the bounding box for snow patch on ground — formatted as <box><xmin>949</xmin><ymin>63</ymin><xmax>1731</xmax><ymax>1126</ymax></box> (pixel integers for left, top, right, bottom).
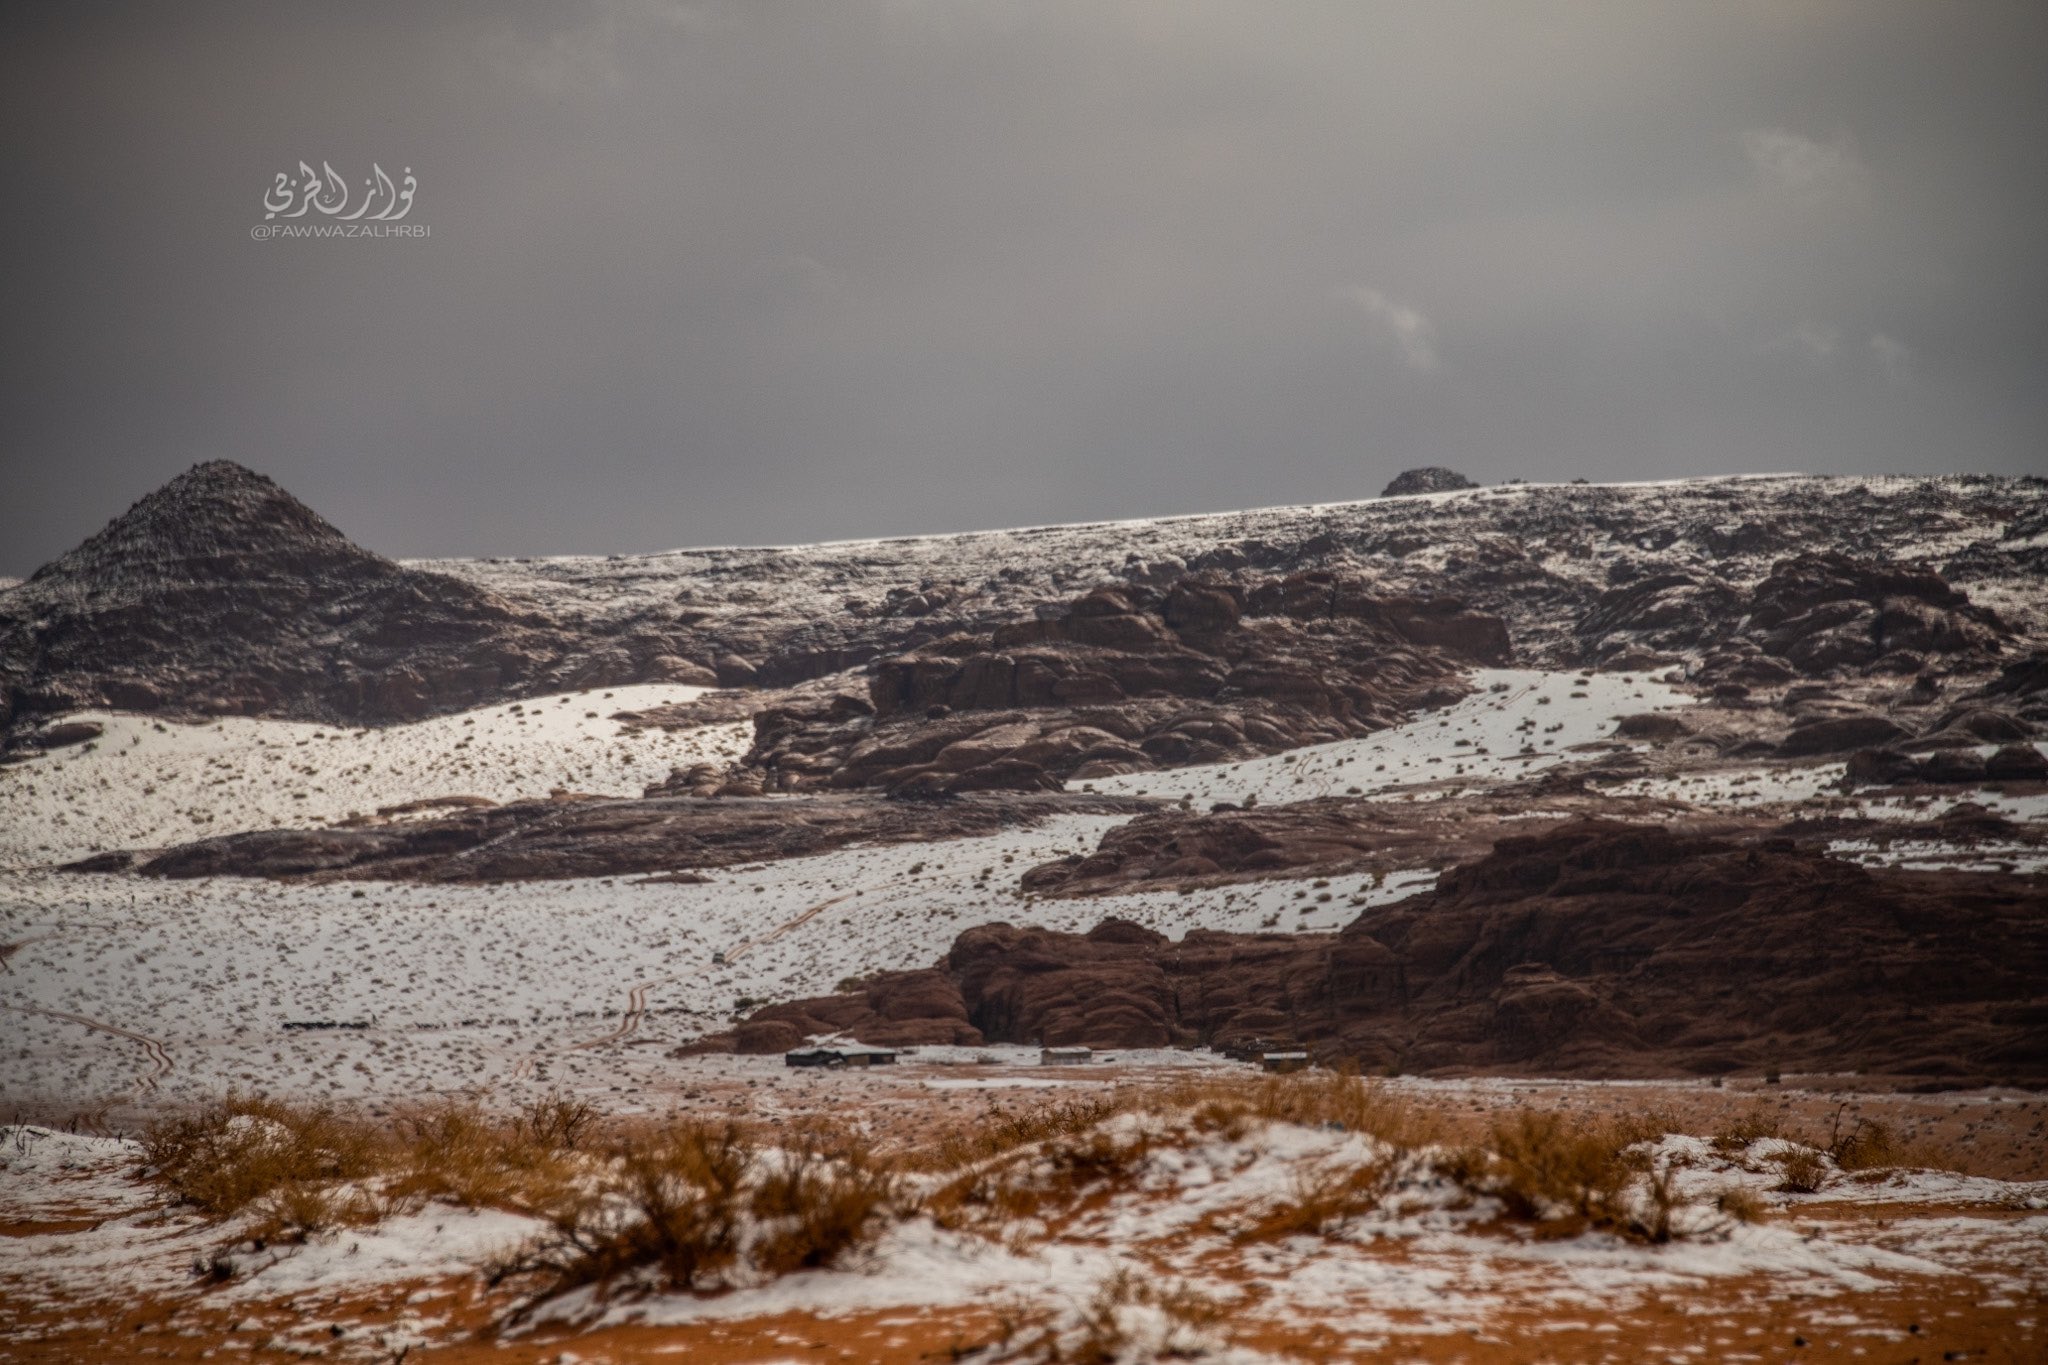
<box><xmin>1087</xmin><ymin>669</ymin><xmax>1685</xmax><ymax>807</ymax></box>
<box><xmin>0</xmin><ymin>684</ymin><xmax>745</xmax><ymax>867</ymax></box>
<box><xmin>0</xmin><ymin>812</ymin><xmax>1426</xmax><ymax>1107</ymax></box>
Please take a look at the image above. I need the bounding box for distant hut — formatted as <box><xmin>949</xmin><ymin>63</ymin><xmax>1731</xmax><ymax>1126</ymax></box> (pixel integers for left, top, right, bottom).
<box><xmin>1260</xmin><ymin>1051</ymin><xmax>1311</xmax><ymax>1074</ymax></box>
<box><xmin>1040</xmin><ymin>1046</ymin><xmax>1093</xmax><ymax>1066</ymax></box>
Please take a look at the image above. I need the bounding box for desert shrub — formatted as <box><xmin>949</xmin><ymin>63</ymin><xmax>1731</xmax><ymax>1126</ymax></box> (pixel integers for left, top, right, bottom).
<box><xmin>1773</xmin><ymin>1146</ymin><xmax>1831</xmax><ymax>1193</ymax></box>
<box><xmin>925</xmin><ymin>1122</ymin><xmax>1153</xmax><ymax>1237</ymax></box>
<box><xmin>1827</xmin><ymin>1116</ymin><xmax>1898</xmax><ymax>1172</ymax></box>
<box><xmin>1478</xmin><ymin>1110</ymin><xmax>1632</xmax><ymax>1227</ymax></box>
<box><xmin>1711</xmin><ymin>1104</ymin><xmax>1783</xmax><ymax>1155</ymax></box>
<box><xmin>140</xmin><ymin>1095</ymin><xmax>386</xmax><ymax>1218</ymax></box>
<box><xmin>917</xmin><ymin>1095</ymin><xmax>1128</xmax><ymax>1172</ymax></box>
<box><xmin>1151</xmin><ymin>1069</ymin><xmax>1431</xmax><ymax>1152</ymax></box>
<box><xmin>1042</xmin><ymin>1127</ymin><xmax>1152</xmax><ymax>1189</ymax></box>
<box><xmin>1448</xmin><ymin>1109</ymin><xmax>1694</xmax><ymax>1242</ymax></box>
<box><xmin>1714</xmin><ymin>1185</ymin><xmax>1766</xmax><ymax>1223</ymax></box>
<box><xmin>750</xmin><ymin>1125</ymin><xmax>903</xmax><ymax>1276</ymax></box>
<box><xmin>247</xmin><ymin>1179</ymin><xmax>384</xmax><ymax>1243</ymax></box>
<box><xmin>497</xmin><ymin>1118</ymin><xmax>907</xmax><ymax>1305</ymax></box>
<box><xmin>511</xmin><ymin>1092</ymin><xmax>599</xmax><ymax>1153</ymax></box>
<box><xmin>924</xmin><ymin>1162</ymin><xmax>1046</xmax><ymax>1232</ymax></box>
<box><xmin>500</xmin><ymin>1120</ymin><xmax>754</xmax><ymax>1298</ymax></box>
<box><xmin>972</xmin><ymin>1268</ymin><xmax>1235</xmax><ymax>1364</ymax></box>
<box><xmin>1242</xmin><ymin>1156</ymin><xmax>1391</xmax><ymax>1241</ymax></box>
<box><xmin>1632</xmin><ymin>1160</ymin><xmax>1683</xmax><ymax>1245</ymax></box>
<box><xmin>1609</xmin><ymin>1107</ymin><xmax>1684</xmax><ymax>1151</ymax></box>
<box><xmin>388</xmin><ymin>1099</ymin><xmax>580</xmax><ymax>1211</ymax></box>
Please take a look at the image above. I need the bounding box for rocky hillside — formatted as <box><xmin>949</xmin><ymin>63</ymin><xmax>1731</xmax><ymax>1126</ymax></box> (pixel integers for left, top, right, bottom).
<box><xmin>426</xmin><ymin>470</ymin><xmax>2048</xmax><ymax>685</ymax></box>
<box><xmin>4</xmin><ymin>464</ymin><xmax>2044</xmax><ymax>738</ymax></box>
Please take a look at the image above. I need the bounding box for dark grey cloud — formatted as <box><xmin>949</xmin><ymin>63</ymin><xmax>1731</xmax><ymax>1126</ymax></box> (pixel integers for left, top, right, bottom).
<box><xmin>3</xmin><ymin>1</ymin><xmax>2045</xmax><ymax>573</ymax></box>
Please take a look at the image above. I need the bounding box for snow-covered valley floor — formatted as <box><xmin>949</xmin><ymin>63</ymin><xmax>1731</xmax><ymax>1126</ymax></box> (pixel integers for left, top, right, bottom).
<box><xmin>4</xmin><ymin>670</ymin><xmax>2043</xmax><ymax>1120</ymax></box>
<box><xmin>2</xmin><ymin>661</ymin><xmax>2046</xmax><ymax>1359</ymax></box>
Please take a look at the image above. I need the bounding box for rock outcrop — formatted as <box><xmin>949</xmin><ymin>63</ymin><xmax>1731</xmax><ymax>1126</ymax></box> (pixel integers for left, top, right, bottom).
<box><xmin>1577</xmin><ymin>551</ymin><xmax>2012</xmax><ymax>680</ymax></box>
<box><xmin>738</xmin><ymin>573</ymin><xmax>1506</xmax><ymax>794</ymax></box>
<box><xmin>1381</xmin><ymin>467</ymin><xmax>1479</xmax><ymax>497</ymax></box>
<box><xmin>731</xmin><ymin>821</ymin><xmax>2048</xmax><ymax>1082</ymax></box>
<box><xmin>108</xmin><ymin>790</ymin><xmax>1149</xmax><ymax>883</ymax></box>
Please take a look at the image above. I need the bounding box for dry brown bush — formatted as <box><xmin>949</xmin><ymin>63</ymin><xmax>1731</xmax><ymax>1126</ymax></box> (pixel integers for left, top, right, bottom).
<box><xmin>495</xmin><ymin>1118</ymin><xmax>907</xmax><ymax>1306</ymax></box>
<box><xmin>1715</xmin><ymin>1185</ymin><xmax>1766</xmax><ymax>1223</ymax></box>
<box><xmin>511</xmin><ymin>1092</ymin><xmax>599</xmax><ymax>1152</ymax></box>
<box><xmin>750</xmin><ymin>1124</ymin><xmax>903</xmax><ymax>1277</ymax></box>
<box><xmin>915</xmin><ymin>1094</ymin><xmax>1128</xmax><ymax>1172</ymax></box>
<box><xmin>1773</xmin><ymin>1146</ymin><xmax>1831</xmax><ymax>1193</ymax></box>
<box><xmin>1147</xmin><ymin>1069</ymin><xmax>1434</xmax><ymax>1151</ymax></box>
<box><xmin>1827</xmin><ymin>1114</ymin><xmax>1899</xmax><ymax>1172</ymax></box>
<box><xmin>140</xmin><ymin>1094</ymin><xmax>387</xmax><ymax>1218</ymax></box>
<box><xmin>247</xmin><ymin>1179</ymin><xmax>385</xmax><ymax>1243</ymax></box>
<box><xmin>1711</xmin><ymin>1104</ymin><xmax>1783</xmax><ymax>1155</ymax></box>
<box><xmin>1474</xmin><ymin>1110</ymin><xmax>1631</xmax><ymax>1228</ymax></box>
<box><xmin>499</xmin><ymin>1119</ymin><xmax>755</xmax><ymax>1299</ymax></box>
<box><xmin>142</xmin><ymin>1091</ymin><xmax>605</xmax><ymax>1224</ymax></box>
<box><xmin>981</xmin><ymin>1268</ymin><xmax>1235</xmax><ymax>1365</ymax></box>
<box><xmin>1241</xmin><ymin>1156</ymin><xmax>1392</xmax><ymax>1241</ymax></box>
<box><xmin>1452</xmin><ymin>1109</ymin><xmax>1690</xmax><ymax>1242</ymax></box>
<box><xmin>388</xmin><ymin>1099</ymin><xmax>577</xmax><ymax>1211</ymax></box>
<box><xmin>926</xmin><ymin>1121</ymin><xmax>1153</xmax><ymax>1237</ymax></box>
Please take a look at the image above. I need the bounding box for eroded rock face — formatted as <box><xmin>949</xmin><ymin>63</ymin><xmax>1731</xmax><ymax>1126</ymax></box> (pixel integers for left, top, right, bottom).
<box><xmin>738</xmin><ymin>572</ymin><xmax>1505</xmax><ymax>794</ymax></box>
<box><xmin>730</xmin><ymin>821</ymin><xmax>2048</xmax><ymax>1081</ymax></box>
<box><xmin>735</xmin><ymin>969</ymin><xmax>983</xmax><ymax>1052</ymax></box>
<box><xmin>1017</xmin><ymin>799</ymin><xmax>1440</xmax><ymax>895</ymax></box>
<box><xmin>1577</xmin><ymin>551</ymin><xmax>2012</xmax><ymax>680</ymax></box>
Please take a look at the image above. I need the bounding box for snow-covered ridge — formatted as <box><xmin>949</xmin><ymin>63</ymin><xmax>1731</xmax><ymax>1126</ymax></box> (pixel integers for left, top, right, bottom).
<box><xmin>401</xmin><ymin>473</ymin><xmax>2048</xmax><ymax>687</ymax></box>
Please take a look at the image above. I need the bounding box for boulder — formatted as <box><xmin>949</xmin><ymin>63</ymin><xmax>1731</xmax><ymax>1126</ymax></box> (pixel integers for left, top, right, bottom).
<box><xmin>1381</xmin><ymin>467</ymin><xmax>1479</xmax><ymax>497</ymax></box>
<box><xmin>1778</xmin><ymin>714</ymin><xmax>1908</xmax><ymax>756</ymax></box>
<box><xmin>1986</xmin><ymin>744</ymin><xmax>2048</xmax><ymax>782</ymax></box>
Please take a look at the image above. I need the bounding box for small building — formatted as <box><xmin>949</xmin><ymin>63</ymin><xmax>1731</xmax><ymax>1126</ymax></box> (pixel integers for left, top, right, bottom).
<box><xmin>785</xmin><ymin>1044</ymin><xmax>897</xmax><ymax>1069</ymax></box>
<box><xmin>1040</xmin><ymin>1046</ymin><xmax>1093</xmax><ymax>1066</ymax></box>
<box><xmin>1261</xmin><ymin>1051</ymin><xmax>1311</xmax><ymax>1074</ymax></box>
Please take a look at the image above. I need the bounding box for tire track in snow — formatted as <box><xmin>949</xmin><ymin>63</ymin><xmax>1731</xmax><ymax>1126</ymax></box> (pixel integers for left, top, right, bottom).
<box><xmin>725</xmin><ymin>889</ymin><xmax>860</xmax><ymax>961</ymax></box>
<box><xmin>1</xmin><ymin>1002</ymin><xmax>172</xmax><ymax>1094</ymax></box>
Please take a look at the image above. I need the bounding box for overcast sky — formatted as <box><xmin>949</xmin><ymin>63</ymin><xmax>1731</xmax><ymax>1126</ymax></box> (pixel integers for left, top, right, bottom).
<box><xmin>3</xmin><ymin>1</ymin><xmax>2044</xmax><ymax>574</ymax></box>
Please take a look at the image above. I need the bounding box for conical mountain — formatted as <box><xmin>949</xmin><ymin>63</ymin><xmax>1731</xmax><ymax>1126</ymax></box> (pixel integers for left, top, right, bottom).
<box><xmin>23</xmin><ymin>461</ymin><xmax>402</xmax><ymax>598</ymax></box>
<box><xmin>0</xmin><ymin>462</ymin><xmax>557</xmax><ymax>729</ymax></box>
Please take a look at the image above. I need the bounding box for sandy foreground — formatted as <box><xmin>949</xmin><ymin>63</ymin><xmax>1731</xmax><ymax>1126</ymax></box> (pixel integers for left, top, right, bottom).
<box><xmin>4</xmin><ymin>1057</ymin><xmax>2044</xmax><ymax>1364</ymax></box>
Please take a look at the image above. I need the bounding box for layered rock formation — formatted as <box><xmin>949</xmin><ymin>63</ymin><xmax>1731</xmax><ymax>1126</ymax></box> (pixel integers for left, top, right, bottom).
<box><xmin>1577</xmin><ymin>551</ymin><xmax>2012</xmax><ymax>678</ymax></box>
<box><xmin>731</xmin><ymin>821</ymin><xmax>2048</xmax><ymax>1083</ymax></box>
<box><xmin>738</xmin><ymin>573</ymin><xmax>1507</xmax><ymax>794</ymax></box>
